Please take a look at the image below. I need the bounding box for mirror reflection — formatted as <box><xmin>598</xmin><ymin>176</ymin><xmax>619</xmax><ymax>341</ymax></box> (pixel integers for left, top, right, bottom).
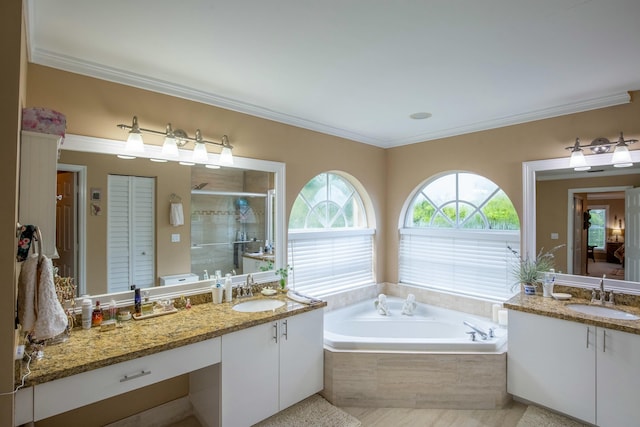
<box><xmin>535</xmin><ymin>165</ymin><xmax>640</xmax><ymax>282</ymax></box>
<box><xmin>55</xmin><ymin>144</ymin><xmax>277</xmax><ymax>297</ymax></box>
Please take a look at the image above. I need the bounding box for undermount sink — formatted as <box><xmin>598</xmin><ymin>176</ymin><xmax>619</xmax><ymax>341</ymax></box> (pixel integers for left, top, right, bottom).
<box><xmin>565</xmin><ymin>304</ymin><xmax>640</xmax><ymax>321</ymax></box>
<box><xmin>232</xmin><ymin>299</ymin><xmax>285</xmax><ymax>312</ymax></box>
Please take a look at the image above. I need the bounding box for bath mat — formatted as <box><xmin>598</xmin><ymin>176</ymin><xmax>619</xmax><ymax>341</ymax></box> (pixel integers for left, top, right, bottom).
<box><xmin>517</xmin><ymin>405</ymin><xmax>587</xmax><ymax>427</ymax></box>
<box><xmin>253</xmin><ymin>394</ymin><xmax>361</xmax><ymax>427</ymax></box>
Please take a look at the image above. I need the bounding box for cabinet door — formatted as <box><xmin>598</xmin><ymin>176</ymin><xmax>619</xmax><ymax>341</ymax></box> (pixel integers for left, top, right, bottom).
<box><xmin>279</xmin><ymin>309</ymin><xmax>324</xmax><ymax>410</ymax></box>
<box><xmin>19</xmin><ymin>131</ymin><xmax>61</xmax><ymax>258</ymax></box>
<box><xmin>597</xmin><ymin>327</ymin><xmax>640</xmax><ymax>427</ymax></box>
<box><xmin>221</xmin><ymin>322</ymin><xmax>279</xmax><ymax>427</ymax></box>
<box><xmin>507</xmin><ymin>310</ymin><xmax>595</xmax><ymax>424</ymax></box>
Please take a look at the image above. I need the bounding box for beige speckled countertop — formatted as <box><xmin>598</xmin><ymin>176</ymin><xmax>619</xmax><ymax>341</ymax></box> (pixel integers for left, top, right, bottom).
<box><xmin>20</xmin><ymin>294</ymin><xmax>325</xmax><ymax>387</ymax></box>
<box><xmin>504</xmin><ymin>293</ymin><xmax>640</xmax><ymax>335</ymax></box>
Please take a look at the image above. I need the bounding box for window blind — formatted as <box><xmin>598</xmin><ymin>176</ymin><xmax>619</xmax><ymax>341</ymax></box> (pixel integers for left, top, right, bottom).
<box><xmin>399</xmin><ymin>228</ymin><xmax>520</xmax><ymax>300</ymax></box>
<box><xmin>288</xmin><ymin>229</ymin><xmax>374</xmax><ymax>297</ymax></box>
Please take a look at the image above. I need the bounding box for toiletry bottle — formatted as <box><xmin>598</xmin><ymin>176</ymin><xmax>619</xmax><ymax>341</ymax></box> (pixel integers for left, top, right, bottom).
<box><xmin>225</xmin><ymin>273</ymin><xmax>233</xmax><ymax>302</ymax></box>
<box><xmin>203</xmin><ymin>269</ymin><xmax>209</xmax><ymax>280</ymax></box>
<box><xmin>92</xmin><ymin>300</ymin><xmax>103</xmax><ymax>327</ymax></box>
<box><xmin>82</xmin><ymin>298</ymin><xmax>92</xmax><ymax>330</ymax></box>
<box><xmin>132</xmin><ymin>285</ymin><xmax>142</xmax><ymax>316</ymax></box>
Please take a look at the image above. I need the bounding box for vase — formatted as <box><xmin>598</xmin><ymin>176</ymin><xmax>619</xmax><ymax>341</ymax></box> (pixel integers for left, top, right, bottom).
<box><xmin>523</xmin><ymin>283</ymin><xmax>537</xmax><ymax>295</ymax></box>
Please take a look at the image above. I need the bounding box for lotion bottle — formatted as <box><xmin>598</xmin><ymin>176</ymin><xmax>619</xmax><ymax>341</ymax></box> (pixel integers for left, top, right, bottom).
<box><xmin>224</xmin><ymin>273</ymin><xmax>233</xmax><ymax>302</ymax></box>
<box><xmin>81</xmin><ymin>298</ymin><xmax>92</xmax><ymax>330</ymax></box>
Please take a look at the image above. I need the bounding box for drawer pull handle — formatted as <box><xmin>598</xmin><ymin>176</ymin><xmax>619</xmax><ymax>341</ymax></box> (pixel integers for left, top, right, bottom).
<box><xmin>120</xmin><ymin>370</ymin><xmax>151</xmax><ymax>382</ymax></box>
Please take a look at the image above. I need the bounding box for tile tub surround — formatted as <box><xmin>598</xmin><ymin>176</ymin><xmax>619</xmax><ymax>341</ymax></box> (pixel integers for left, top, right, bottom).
<box><xmin>18</xmin><ymin>293</ymin><xmax>326</xmax><ymax>388</ymax></box>
<box><xmin>322</xmin><ymin>350</ymin><xmax>509</xmax><ymax>409</ymax></box>
<box><xmin>504</xmin><ymin>292</ymin><xmax>640</xmax><ymax>335</ymax></box>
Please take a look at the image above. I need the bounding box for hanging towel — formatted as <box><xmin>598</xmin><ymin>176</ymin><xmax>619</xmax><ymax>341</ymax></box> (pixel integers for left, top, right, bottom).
<box><xmin>17</xmin><ymin>228</ymin><xmax>68</xmax><ymax>342</ymax></box>
<box><xmin>32</xmin><ymin>254</ymin><xmax>68</xmax><ymax>341</ymax></box>
<box><xmin>17</xmin><ymin>254</ymin><xmax>38</xmax><ymax>332</ymax></box>
<box><xmin>170</xmin><ymin>202</ymin><xmax>184</xmax><ymax>226</ymax></box>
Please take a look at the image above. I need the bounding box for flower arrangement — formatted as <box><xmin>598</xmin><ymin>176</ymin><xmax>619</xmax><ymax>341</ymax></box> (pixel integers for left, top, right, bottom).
<box><xmin>507</xmin><ymin>244</ymin><xmax>564</xmax><ymax>293</ymax></box>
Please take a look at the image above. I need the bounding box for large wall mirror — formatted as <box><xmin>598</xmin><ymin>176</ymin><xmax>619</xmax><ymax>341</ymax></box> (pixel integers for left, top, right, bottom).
<box><xmin>55</xmin><ymin>134</ymin><xmax>285</xmax><ymax>298</ymax></box>
<box><xmin>523</xmin><ymin>150</ymin><xmax>640</xmax><ymax>289</ymax></box>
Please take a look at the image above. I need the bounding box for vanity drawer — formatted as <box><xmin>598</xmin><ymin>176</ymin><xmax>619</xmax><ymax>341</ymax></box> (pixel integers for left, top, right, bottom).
<box><xmin>34</xmin><ymin>337</ymin><xmax>221</xmax><ymax>421</ymax></box>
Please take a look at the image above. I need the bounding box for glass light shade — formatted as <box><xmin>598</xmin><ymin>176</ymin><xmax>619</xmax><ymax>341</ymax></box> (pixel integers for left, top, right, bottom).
<box><xmin>125</xmin><ymin>132</ymin><xmax>145</xmax><ymax>153</ymax></box>
<box><xmin>192</xmin><ymin>142</ymin><xmax>209</xmax><ymax>163</ymax></box>
<box><xmin>220</xmin><ymin>146</ymin><xmax>233</xmax><ymax>165</ymax></box>
<box><xmin>161</xmin><ymin>136</ymin><xmax>180</xmax><ymax>158</ymax></box>
<box><xmin>612</xmin><ymin>144</ymin><xmax>633</xmax><ymax>167</ymax></box>
<box><xmin>569</xmin><ymin>150</ymin><xmax>590</xmax><ymax>171</ymax></box>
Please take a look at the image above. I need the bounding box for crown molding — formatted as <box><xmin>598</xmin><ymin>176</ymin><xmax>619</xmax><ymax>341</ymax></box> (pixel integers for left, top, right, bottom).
<box><xmin>30</xmin><ymin>47</ymin><xmax>630</xmax><ymax>149</ymax></box>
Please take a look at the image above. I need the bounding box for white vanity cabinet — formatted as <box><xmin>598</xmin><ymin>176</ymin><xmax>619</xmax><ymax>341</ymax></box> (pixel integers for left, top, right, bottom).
<box><xmin>507</xmin><ymin>310</ymin><xmax>595</xmax><ymax>424</ymax></box>
<box><xmin>221</xmin><ymin>309</ymin><xmax>323</xmax><ymax>426</ymax></box>
<box><xmin>508</xmin><ymin>310</ymin><xmax>640</xmax><ymax>426</ymax></box>
<box><xmin>596</xmin><ymin>327</ymin><xmax>640</xmax><ymax>427</ymax></box>
<box><xmin>33</xmin><ymin>337</ymin><xmax>221</xmax><ymax>421</ymax></box>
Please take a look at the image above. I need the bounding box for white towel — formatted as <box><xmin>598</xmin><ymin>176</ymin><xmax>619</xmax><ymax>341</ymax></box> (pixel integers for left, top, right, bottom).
<box><xmin>33</xmin><ymin>255</ymin><xmax>68</xmax><ymax>341</ymax></box>
<box><xmin>18</xmin><ymin>255</ymin><xmax>38</xmax><ymax>332</ymax></box>
<box><xmin>18</xmin><ymin>254</ymin><xmax>68</xmax><ymax>341</ymax></box>
<box><xmin>170</xmin><ymin>202</ymin><xmax>184</xmax><ymax>226</ymax></box>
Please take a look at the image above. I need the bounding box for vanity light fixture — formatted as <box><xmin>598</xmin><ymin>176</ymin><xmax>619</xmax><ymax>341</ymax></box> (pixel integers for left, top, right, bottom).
<box><xmin>566</xmin><ymin>132</ymin><xmax>637</xmax><ymax>171</ymax></box>
<box><xmin>117</xmin><ymin>116</ymin><xmax>234</xmax><ymax>165</ymax></box>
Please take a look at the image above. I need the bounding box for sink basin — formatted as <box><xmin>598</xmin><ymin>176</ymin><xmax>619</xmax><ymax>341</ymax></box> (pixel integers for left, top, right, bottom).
<box><xmin>232</xmin><ymin>299</ymin><xmax>285</xmax><ymax>312</ymax></box>
<box><xmin>566</xmin><ymin>304</ymin><xmax>640</xmax><ymax>320</ymax></box>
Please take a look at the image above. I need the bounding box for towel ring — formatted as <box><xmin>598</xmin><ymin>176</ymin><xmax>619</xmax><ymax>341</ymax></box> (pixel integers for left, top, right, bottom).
<box><xmin>169</xmin><ymin>193</ymin><xmax>182</xmax><ymax>203</ymax></box>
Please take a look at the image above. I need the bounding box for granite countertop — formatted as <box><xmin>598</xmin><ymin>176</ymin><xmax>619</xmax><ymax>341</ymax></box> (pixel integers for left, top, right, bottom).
<box><xmin>504</xmin><ymin>293</ymin><xmax>640</xmax><ymax>335</ymax></box>
<box><xmin>20</xmin><ymin>294</ymin><xmax>325</xmax><ymax>387</ymax></box>
<box><xmin>243</xmin><ymin>252</ymin><xmax>275</xmax><ymax>261</ymax></box>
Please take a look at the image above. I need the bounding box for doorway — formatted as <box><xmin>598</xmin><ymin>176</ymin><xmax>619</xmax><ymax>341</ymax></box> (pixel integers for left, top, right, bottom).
<box><xmin>55</xmin><ymin>164</ymin><xmax>87</xmax><ymax>296</ymax></box>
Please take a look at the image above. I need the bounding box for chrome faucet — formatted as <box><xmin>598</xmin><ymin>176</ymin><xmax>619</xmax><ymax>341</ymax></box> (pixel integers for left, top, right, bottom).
<box><xmin>463</xmin><ymin>321</ymin><xmax>493</xmax><ymax>340</ymax></box>
<box><xmin>240</xmin><ymin>274</ymin><xmax>254</xmax><ymax>297</ymax></box>
<box><xmin>592</xmin><ymin>275</ymin><xmax>607</xmax><ymax>304</ymax></box>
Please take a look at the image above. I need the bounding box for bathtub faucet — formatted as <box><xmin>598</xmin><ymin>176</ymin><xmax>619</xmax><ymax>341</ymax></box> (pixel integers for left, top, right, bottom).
<box><xmin>463</xmin><ymin>321</ymin><xmax>493</xmax><ymax>340</ymax></box>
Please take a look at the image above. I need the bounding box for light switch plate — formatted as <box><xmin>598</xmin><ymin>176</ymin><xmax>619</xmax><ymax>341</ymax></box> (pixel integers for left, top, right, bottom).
<box><xmin>171</xmin><ymin>233</ymin><xmax>180</xmax><ymax>243</ymax></box>
<box><xmin>551</xmin><ymin>232</ymin><xmax>559</xmax><ymax>240</ymax></box>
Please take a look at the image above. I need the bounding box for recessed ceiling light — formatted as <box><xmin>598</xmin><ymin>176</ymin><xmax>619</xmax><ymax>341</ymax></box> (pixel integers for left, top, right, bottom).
<box><xmin>410</xmin><ymin>112</ymin><xmax>432</xmax><ymax>120</ymax></box>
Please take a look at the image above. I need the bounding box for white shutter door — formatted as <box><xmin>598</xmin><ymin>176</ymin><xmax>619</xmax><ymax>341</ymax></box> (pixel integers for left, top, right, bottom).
<box><xmin>107</xmin><ymin>176</ymin><xmax>155</xmax><ymax>293</ymax></box>
<box><xmin>108</xmin><ymin>176</ymin><xmax>131</xmax><ymax>293</ymax></box>
<box><xmin>132</xmin><ymin>177</ymin><xmax>155</xmax><ymax>287</ymax></box>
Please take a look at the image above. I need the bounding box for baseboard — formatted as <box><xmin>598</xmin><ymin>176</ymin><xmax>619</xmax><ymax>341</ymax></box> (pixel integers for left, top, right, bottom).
<box><xmin>104</xmin><ymin>396</ymin><xmax>193</xmax><ymax>427</ymax></box>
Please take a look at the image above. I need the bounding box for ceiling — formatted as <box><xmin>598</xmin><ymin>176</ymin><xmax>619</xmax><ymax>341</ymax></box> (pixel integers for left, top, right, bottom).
<box><xmin>25</xmin><ymin>0</ymin><xmax>640</xmax><ymax>148</ymax></box>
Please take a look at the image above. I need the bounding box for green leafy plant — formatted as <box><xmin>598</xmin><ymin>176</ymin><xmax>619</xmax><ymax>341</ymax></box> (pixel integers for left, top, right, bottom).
<box><xmin>507</xmin><ymin>244</ymin><xmax>564</xmax><ymax>291</ymax></box>
<box><xmin>275</xmin><ymin>265</ymin><xmax>292</xmax><ymax>289</ymax></box>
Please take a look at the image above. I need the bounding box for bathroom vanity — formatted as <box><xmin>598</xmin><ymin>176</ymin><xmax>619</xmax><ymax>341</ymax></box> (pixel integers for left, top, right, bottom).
<box><xmin>506</xmin><ymin>293</ymin><xmax>640</xmax><ymax>427</ymax></box>
<box><xmin>14</xmin><ymin>295</ymin><xmax>325</xmax><ymax>427</ymax></box>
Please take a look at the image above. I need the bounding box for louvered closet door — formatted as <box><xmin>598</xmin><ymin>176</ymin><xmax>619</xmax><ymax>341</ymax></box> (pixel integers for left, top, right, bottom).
<box><xmin>108</xmin><ymin>175</ymin><xmax>155</xmax><ymax>293</ymax></box>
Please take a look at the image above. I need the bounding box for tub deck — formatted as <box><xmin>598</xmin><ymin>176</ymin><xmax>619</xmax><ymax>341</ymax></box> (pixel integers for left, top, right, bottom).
<box><xmin>322</xmin><ymin>297</ymin><xmax>509</xmax><ymax>409</ymax></box>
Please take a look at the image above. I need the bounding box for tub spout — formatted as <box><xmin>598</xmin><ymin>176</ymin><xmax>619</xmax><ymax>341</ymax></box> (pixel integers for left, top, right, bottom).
<box><xmin>463</xmin><ymin>320</ymin><xmax>488</xmax><ymax>340</ymax></box>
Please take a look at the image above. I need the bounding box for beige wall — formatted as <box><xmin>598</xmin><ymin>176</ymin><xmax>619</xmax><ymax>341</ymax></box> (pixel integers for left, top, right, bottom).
<box><xmin>0</xmin><ymin>1</ymin><xmax>25</xmax><ymax>425</ymax></box>
<box><xmin>537</xmin><ymin>174</ymin><xmax>640</xmax><ymax>272</ymax></box>
<box><xmin>385</xmin><ymin>95</ymin><xmax>640</xmax><ymax>280</ymax></box>
<box><xmin>59</xmin><ymin>150</ymin><xmax>192</xmax><ymax>295</ymax></box>
<box><xmin>4</xmin><ymin>27</ymin><xmax>638</xmax><ymax>424</ymax></box>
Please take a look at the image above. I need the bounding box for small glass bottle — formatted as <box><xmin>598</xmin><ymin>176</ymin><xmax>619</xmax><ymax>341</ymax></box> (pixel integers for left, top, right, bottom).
<box><xmin>91</xmin><ymin>300</ymin><xmax>103</xmax><ymax>327</ymax></box>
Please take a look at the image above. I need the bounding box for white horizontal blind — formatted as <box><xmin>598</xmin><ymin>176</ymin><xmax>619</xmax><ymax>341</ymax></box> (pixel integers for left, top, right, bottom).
<box><xmin>288</xmin><ymin>229</ymin><xmax>374</xmax><ymax>297</ymax></box>
<box><xmin>399</xmin><ymin>228</ymin><xmax>520</xmax><ymax>300</ymax></box>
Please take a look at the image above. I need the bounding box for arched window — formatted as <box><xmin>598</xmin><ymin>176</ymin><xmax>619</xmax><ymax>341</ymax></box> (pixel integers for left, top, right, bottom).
<box><xmin>288</xmin><ymin>172</ymin><xmax>374</xmax><ymax>296</ymax></box>
<box><xmin>399</xmin><ymin>172</ymin><xmax>520</xmax><ymax>299</ymax></box>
